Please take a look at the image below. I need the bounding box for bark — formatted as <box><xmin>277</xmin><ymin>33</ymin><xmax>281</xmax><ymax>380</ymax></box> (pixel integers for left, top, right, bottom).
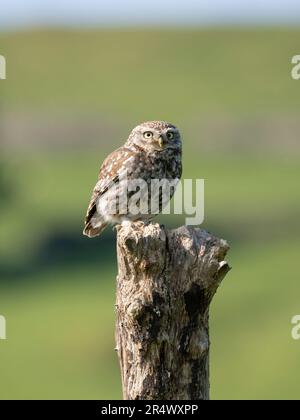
<box><xmin>115</xmin><ymin>222</ymin><xmax>230</xmax><ymax>400</ymax></box>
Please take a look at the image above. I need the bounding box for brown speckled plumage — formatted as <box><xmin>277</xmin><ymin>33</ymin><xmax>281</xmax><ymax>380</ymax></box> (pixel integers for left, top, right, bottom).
<box><xmin>83</xmin><ymin>121</ymin><xmax>182</xmax><ymax>238</ymax></box>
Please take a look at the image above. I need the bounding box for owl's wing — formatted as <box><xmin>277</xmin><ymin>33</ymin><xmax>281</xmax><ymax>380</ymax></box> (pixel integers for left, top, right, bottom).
<box><xmin>84</xmin><ymin>147</ymin><xmax>138</xmax><ymax>236</ymax></box>
<box><xmin>84</xmin><ymin>175</ymin><xmax>119</xmax><ymax>226</ymax></box>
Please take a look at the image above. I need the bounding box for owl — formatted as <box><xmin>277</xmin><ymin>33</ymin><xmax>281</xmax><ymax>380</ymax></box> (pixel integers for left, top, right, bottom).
<box><xmin>83</xmin><ymin>121</ymin><xmax>182</xmax><ymax>238</ymax></box>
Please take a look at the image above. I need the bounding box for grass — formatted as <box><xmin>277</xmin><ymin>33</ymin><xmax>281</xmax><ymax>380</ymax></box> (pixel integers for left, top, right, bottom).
<box><xmin>0</xmin><ymin>266</ymin><xmax>122</xmax><ymax>400</ymax></box>
<box><xmin>1</xmin><ymin>29</ymin><xmax>300</xmax><ymax>118</ymax></box>
<box><xmin>211</xmin><ymin>239</ymin><xmax>300</xmax><ymax>400</ymax></box>
<box><xmin>0</xmin><ymin>240</ymin><xmax>299</xmax><ymax>399</ymax></box>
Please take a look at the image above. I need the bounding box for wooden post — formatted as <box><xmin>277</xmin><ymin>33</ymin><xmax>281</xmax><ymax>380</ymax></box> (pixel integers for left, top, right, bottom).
<box><xmin>115</xmin><ymin>222</ymin><xmax>230</xmax><ymax>400</ymax></box>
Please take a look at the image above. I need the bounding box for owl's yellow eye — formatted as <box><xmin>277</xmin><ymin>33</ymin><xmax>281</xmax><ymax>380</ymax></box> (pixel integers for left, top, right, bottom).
<box><xmin>167</xmin><ymin>131</ymin><xmax>174</xmax><ymax>140</ymax></box>
<box><xmin>143</xmin><ymin>131</ymin><xmax>153</xmax><ymax>139</ymax></box>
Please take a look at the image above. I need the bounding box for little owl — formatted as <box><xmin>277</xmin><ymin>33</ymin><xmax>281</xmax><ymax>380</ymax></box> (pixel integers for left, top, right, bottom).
<box><xmin>83</xmin><ymin>121</ymin><xmax>182</xmax><ymax>237</ymax></box>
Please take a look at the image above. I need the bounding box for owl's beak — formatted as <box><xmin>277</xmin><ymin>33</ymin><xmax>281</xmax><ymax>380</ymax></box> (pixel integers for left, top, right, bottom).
<box><xmin>158</xmin><ymin>136</ymin><xmax>166</xmax><ymax>149</ymax></box>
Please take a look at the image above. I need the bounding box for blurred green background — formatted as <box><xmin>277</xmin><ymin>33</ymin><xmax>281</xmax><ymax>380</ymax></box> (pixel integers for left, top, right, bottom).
<box><xmin>0</xmin><ymin>26</ymin><xmax>300</xmax><ymax>400</ymax></box>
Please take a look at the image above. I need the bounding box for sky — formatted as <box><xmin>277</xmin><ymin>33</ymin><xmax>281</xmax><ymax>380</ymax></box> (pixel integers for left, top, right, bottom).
<box><xmin>0</xmin><ymin>0</ymin><xmax>300</xmax><ymax>29</ymax></box>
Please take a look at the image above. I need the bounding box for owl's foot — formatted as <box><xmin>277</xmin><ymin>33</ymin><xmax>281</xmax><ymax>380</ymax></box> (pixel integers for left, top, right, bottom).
<box><xmin>120</xmin><ymin>220</ymin><xmax>134</xmax><ymax>229</ymax></box>
<box><xmin>135</xmin><ymin>220</ymin><xmax>147</xmax><ymax>229</ymax></box>
<box><xmin>117</xmin><ymin>219</ymin><xmax>153</xmax><ymax>232</ymax></box>
<box><xmin>113</xmin><ymin>223</ymin><xmax>122</xmax><ymax>233</ymax></box>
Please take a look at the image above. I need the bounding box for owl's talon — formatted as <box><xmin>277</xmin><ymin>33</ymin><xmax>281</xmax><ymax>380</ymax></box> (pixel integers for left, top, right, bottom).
<box><xmin>113</xmin><ymin>224</ymin><xmax>122</xmax><ymax>232</ymax></box>
<box><xmin>134</xmin><ymin>220</ymin><xmax>146</xmax><ymax>228</ymax></box>
<box><xmin>120</xmin><ymin>220</ymin><xmax>135</xmax><ymax>231</ymax></box>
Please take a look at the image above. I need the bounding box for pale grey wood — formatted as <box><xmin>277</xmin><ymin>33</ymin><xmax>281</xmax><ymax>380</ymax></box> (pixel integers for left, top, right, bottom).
<box><xmin>115</xmin><ymin>222</ymin><xmax>230</xmax><ymax>400</ymax></box>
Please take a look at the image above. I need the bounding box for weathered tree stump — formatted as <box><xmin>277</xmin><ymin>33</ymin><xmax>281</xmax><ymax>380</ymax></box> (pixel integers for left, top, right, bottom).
<box><xmin>115</xmin><ymin>222</ymin><xmax>230</xmax><ymax>400</ymax></box>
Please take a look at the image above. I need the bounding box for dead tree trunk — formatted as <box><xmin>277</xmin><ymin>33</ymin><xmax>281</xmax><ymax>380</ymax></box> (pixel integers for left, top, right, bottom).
<box><xmin>115</xmin><ymin>222</ymin><xmax>230</xmax><ymax>400</ymax></box>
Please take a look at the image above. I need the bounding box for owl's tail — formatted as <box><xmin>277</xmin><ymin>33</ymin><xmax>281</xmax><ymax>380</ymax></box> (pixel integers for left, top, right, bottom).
<box><xmin>83</xmin><ymin>221</ymin><xmax>108</xmax><ymax>238</ymax></box>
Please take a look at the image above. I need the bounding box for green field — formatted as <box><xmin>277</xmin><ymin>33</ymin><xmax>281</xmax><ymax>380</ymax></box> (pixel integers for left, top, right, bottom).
<box><xmin>0</xmin><ymin>28</ymin><xmax>300</xmax><ymax>400</ymax></box>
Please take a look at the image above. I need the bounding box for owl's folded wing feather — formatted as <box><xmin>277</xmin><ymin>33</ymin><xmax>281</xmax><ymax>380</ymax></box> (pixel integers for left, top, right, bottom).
<box><xmin>83</xmin><ymin>147</ymin><xmax>138</xmax><ymax>237</ymax></box>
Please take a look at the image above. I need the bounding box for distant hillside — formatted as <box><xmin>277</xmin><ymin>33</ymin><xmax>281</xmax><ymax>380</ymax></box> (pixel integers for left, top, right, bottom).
<box><xmin>0</xmin><ymin>29</ymin><xmax>299</xmax><ymax>117</ymax></box>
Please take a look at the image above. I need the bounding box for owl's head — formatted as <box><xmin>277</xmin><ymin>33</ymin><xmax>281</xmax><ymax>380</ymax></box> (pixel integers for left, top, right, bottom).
<box><xmin>126</xmin><ymin>121</ymin><xmax>182</xmax><ymax>153</ymax></box>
